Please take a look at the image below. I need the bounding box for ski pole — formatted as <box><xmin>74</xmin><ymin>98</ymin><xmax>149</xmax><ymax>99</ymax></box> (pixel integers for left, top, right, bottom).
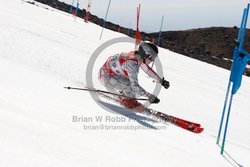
<box><xmin>64</xmin><ymin>86</ymin><xmax>148</xmax><ymax>101</ymax></box>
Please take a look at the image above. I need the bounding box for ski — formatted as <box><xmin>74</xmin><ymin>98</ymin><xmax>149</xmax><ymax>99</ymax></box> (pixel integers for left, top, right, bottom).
<box><xmin>149</xmin><ymin>111</ymin><xmax>201</xmax><ymax>128</ymax></box>
<box><xmin>143</xmin><ymin>108</ymin><xmax>204</xmax><ymax>134</ymax></box>
<box><xmin>95</xmin><ymin>91</ymin><xmax>204</xmax><ymax>134</ymax></box>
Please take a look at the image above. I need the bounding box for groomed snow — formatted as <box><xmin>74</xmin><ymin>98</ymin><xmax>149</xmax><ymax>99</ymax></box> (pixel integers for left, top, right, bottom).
<box><xmin>0</xmin><ymin>0</ymin><xmax>249</xmax><ymax>166</ymax></box>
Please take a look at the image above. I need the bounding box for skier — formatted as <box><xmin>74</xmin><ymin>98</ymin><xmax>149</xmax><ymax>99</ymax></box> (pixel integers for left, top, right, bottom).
<box><xmin>98</xmin><ymin>41</ymin><xmax>170</xmax><ymax>111</ymax></box>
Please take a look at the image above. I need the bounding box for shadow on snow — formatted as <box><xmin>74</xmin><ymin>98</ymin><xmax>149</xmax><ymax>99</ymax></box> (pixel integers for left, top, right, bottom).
<box><xmin>98</xmin><ymin>100</ymin><xmax>165</xmax><ymax>130</ymax></box>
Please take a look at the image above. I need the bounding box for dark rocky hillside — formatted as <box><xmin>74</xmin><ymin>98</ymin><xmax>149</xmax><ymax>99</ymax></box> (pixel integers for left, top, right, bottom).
<box><xmin>33</xmin><ymin>0</ymin><xmax>250</xmax><ymax>76</ymax></box>
<box><xmin>152</xmin><ymin>27</ymin><xmax>250</xmax><ymax>74</ymax></box>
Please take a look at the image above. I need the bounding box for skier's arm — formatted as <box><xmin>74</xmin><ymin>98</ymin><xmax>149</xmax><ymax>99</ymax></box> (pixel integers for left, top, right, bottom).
<box><xmin>140</xmin><ymin>63</ymin><xmax>161</xmax><ymax>82</ymax></box>
<box><xmin>140</xmin><ymin>63</ymin><xmax>170</xmax><ymax>89</ymax></box>
<box><xmin>123</xmin><ymin>60</ymin><xmax>151</xmax><ymax>97</ymax></box>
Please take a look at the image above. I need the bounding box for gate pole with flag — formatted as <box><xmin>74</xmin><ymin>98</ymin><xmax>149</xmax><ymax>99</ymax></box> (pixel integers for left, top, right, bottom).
<box><xmin>217</xmin><ymin>3</ymin><xmax>250</xmax><ymax>155</ymax></box>
<box><xmin>84</xmin><ymin>0</ymin><xmax>91</xmax><ymax>22</ymax></box>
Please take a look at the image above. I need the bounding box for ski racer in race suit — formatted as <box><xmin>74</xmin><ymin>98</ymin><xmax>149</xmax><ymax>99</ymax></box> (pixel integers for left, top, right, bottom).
<box><xmin>98</xmin><ymin>41</ymin><xmax>170</xmax><ymax>111</ymax></box>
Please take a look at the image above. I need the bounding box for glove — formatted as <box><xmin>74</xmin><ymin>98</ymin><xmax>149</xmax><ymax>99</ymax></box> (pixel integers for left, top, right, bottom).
<box><xmin>148</xmin><ymin>94</ymin><xmax>160</xmax><ymax>104</ymax></box>
<box><xmin>160</xmin><ymin>77</ymin><xmax>170</xmax><ymax>89</ymax></box>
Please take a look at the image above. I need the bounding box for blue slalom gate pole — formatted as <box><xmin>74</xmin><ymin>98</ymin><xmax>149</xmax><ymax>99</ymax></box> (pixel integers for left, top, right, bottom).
<box><xmin>75</xmin><ymin>0</ymin><xmax>79</xmax><ymax>16</ymax></box>
<box><xmin>216</xmin><ymin>81</ymin><xmax>231</xmax><ymax>144</ymax></box>
<box><xmin>69</xmin><ymin>0</ymin><xmax>75</xmax><ymax>14</ymax></box>
<box><xmin>157</xmin><ymin>16</ymin><xmax>164</xmax><ymax>46</ymax></box>
<box><xmin>217</xmin><ymin>4</ymin><xmax>250</xmax><ymax>155</ymax></box>
<box><xmin>221</xmin><ymin>93</ymin><xmax>234</xmax><ymax>154</ymax></box>
<box><xmin>217</xmin><ymin>4</ymin><xmax>248</xmax><ymax>146</ymax></box>
<box><xmin>100</xmin><ymin>0</ymin><xmax>112</xmax><ymax>40</ymax></box>
<box><xmin>151</xmin><ymin>16</ymin><xmax>164</xmax><ymax>68</ymax></box>
<box><xmin>239</xmin><ymin>6</ymin><xmax>249</xmax><ymax>49</ymax></box>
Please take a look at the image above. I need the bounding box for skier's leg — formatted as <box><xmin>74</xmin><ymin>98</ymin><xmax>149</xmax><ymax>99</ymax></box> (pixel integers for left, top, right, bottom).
<box><xmin>109</xmin><ymin>76</ymin><xmax>144</xmax><ymax>111</ymax></box>
<box><xmin>98</xmin><ymin>70</ymin><xmax>124</xmax><ymax>94</ymax></box>
<box><xmin>98</xmin><ymin>69</ymin><xmax>133</xmax><ymax>96</ymax></box>
<box><xmin>98</xmin><ymin>70</ymin><xmax>143</xmax><ymax>110</ymax></box>
<box><xmin>107</xmin><ymin>76</ymin><xmax>135</xmax><ymax>98</ymax></box>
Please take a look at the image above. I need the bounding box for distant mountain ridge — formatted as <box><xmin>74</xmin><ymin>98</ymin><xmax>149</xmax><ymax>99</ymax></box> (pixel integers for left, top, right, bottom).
<box><xmin>33</xmin><ymin>0</ymin><xmax>250</xmax><ymax>76</ymax></box>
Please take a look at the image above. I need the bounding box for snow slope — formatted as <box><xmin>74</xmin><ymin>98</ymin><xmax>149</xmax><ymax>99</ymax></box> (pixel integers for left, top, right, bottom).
<box><xmin>0</xmin><ymin>0</ymin><xmax>250</xmax><ymax>166</ymax></box>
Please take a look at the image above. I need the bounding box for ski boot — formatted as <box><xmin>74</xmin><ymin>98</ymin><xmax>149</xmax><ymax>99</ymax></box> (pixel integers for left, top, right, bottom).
<box><xmin>119</xmin><ymin>98</ymin><xmax>144</xmax><ymax>112</ymax></box>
